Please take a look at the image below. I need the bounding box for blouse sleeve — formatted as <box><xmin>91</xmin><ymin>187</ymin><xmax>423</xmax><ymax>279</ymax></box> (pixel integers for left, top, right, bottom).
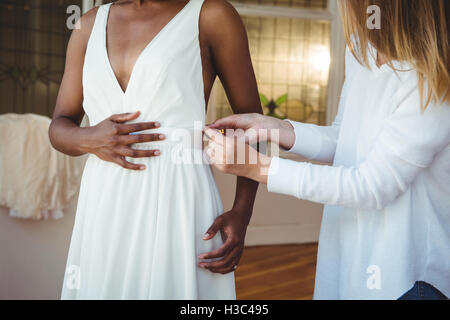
<box><xmin>267</xmin><ymin>92</ymin><xmax>450</xmax><ymax>210</ymax></box>
<box><xmin>284</xmin><ymin>47</ymin><xmax>357</xmax><ymax>163</ymax></box>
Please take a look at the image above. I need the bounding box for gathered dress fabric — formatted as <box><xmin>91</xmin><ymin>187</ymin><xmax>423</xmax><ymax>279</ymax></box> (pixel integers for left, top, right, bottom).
<box><xmin>61</xmin><ymin>0</ymin><xmax>236</xmax><ymax>300</ymax></box>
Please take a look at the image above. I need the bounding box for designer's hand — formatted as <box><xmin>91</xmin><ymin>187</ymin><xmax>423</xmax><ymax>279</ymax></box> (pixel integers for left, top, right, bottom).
<box><xmin>208</xmin><ymin>113</ymin><xmax>295</xmax><ymax>150</ymax></box>
<box><xmin>83</xmin><ymin>111</ymin><xmax>165</xmax><ymax>170</ymax></box>
<box><xmin>198</xmin><ymin>208</ymin><xmax>250</xmax><ymax>274</ymax></box>
<box><xmin>204</xmin><ymin>127</ymin><xmax>271</xmax><ymax>185</ymax></box>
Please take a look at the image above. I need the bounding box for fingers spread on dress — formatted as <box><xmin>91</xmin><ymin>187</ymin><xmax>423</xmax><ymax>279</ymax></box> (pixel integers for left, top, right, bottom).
<box><xmin>117</xmin><ymin>147</ymin><xmax>161</xmax><ymax>158</ymax></box>
<box><xmin>118</xmin><ymin>133</ymin><xmax>165</xmax><ymax>145</ymax></box>
<box><xmin>109</xmin><ymin>111</ymin><xmax>140</xmax><ymax>123</ymax></box>
<box><xmin>114</xmin><ymin>156</ymin><xmax>146</xmax><ymax>171</ymax></box>
<box><xmin>117</xmin><ymin>122</ymin><xmax>161</xmax><ymax>134</ymax></box>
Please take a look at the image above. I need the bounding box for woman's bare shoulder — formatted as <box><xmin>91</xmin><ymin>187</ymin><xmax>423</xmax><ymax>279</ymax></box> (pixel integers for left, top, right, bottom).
<box><xmin>200</xmin><ymin>0</ymin><xmax>246</xmax><ymax>44</ymax></box>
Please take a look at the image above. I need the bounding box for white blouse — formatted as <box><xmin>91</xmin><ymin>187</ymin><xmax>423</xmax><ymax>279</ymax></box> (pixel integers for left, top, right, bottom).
<box><xmin>267</xmin><ymin>46</ymin><xmax>450</xmax><ymax>299</ymax></box>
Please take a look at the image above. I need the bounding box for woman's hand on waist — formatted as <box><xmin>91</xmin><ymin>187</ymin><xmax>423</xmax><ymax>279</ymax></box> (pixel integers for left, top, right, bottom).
<box><xmin>80</xmin><ymin>111</ymin><xmax>165</xmax><ymax>170</ymax></box>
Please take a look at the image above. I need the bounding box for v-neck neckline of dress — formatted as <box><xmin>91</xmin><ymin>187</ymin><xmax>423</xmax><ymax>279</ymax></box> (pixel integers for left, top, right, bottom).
<box><xmin>103</xmin><ymin>1</ymin><xmax>192</xmax><ymax>96</ymax></box>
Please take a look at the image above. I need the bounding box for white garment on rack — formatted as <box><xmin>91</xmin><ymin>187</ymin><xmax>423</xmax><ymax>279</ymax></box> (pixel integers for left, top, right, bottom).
<box><xmin>0</xmin><ymin>113</ymin><xmax>86</xmax><ymax>220</ymax></box>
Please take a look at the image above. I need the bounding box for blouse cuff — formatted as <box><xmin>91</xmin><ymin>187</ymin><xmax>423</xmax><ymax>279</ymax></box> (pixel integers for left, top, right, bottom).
<box><xmin>285</xmin><ymin>120</ymin><xmax>322</xmax><ymax>159</ymax></box>
<box><xmin>267</xmin><ymin>156</ymin><xmax>303</xmax><ymax>198</ymax></box>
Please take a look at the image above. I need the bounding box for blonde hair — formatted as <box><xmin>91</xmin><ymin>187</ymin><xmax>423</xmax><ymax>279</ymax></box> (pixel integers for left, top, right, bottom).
<box><xmin>339</xmin><ymin>0</ymin><xmax>450</xmax><ymax>108</ymax></box>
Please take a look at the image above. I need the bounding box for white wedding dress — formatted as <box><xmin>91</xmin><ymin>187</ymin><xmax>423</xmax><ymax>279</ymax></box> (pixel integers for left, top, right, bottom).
<box><xmin>61</xmin><ymin>0</ymin><xmax>236</xmax><ymax>300</ymax></box>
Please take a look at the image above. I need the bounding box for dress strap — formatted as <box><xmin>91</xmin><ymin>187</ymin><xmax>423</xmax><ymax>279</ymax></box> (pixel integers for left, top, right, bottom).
<box><xmin>85</xmin><ymin>3</ymin><xmax>111</xmax><ymax>49</ymax></box>
<box><xmin>192</xmin><ymin>0</ymin><xmax>206</xmax><ymax>30</ymax></box>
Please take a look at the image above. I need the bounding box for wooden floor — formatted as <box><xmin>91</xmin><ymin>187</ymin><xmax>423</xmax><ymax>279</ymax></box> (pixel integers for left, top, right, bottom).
<box><xmin>235</xmin><ymin>244</ymin><xmax>318</xmax><ymax>300</ymax></box>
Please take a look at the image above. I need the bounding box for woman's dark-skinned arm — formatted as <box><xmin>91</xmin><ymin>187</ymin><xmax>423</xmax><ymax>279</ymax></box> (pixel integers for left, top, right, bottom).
<box><xmin>49</xmin><ymin>9</ymin><xmax>96</xmax><ymax>157</ymax></box>
<box><xmin>198</xmin><ymin>0</ymin><xmax>262</xmax><ymax>274</ymax></box>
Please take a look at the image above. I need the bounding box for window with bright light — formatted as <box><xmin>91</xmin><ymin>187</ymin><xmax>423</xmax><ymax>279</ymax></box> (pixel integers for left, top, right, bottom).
<box><xmin>210</xmin><ymin>0</ymin><xmax>332</xmax><ymax>125</ymax></box>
